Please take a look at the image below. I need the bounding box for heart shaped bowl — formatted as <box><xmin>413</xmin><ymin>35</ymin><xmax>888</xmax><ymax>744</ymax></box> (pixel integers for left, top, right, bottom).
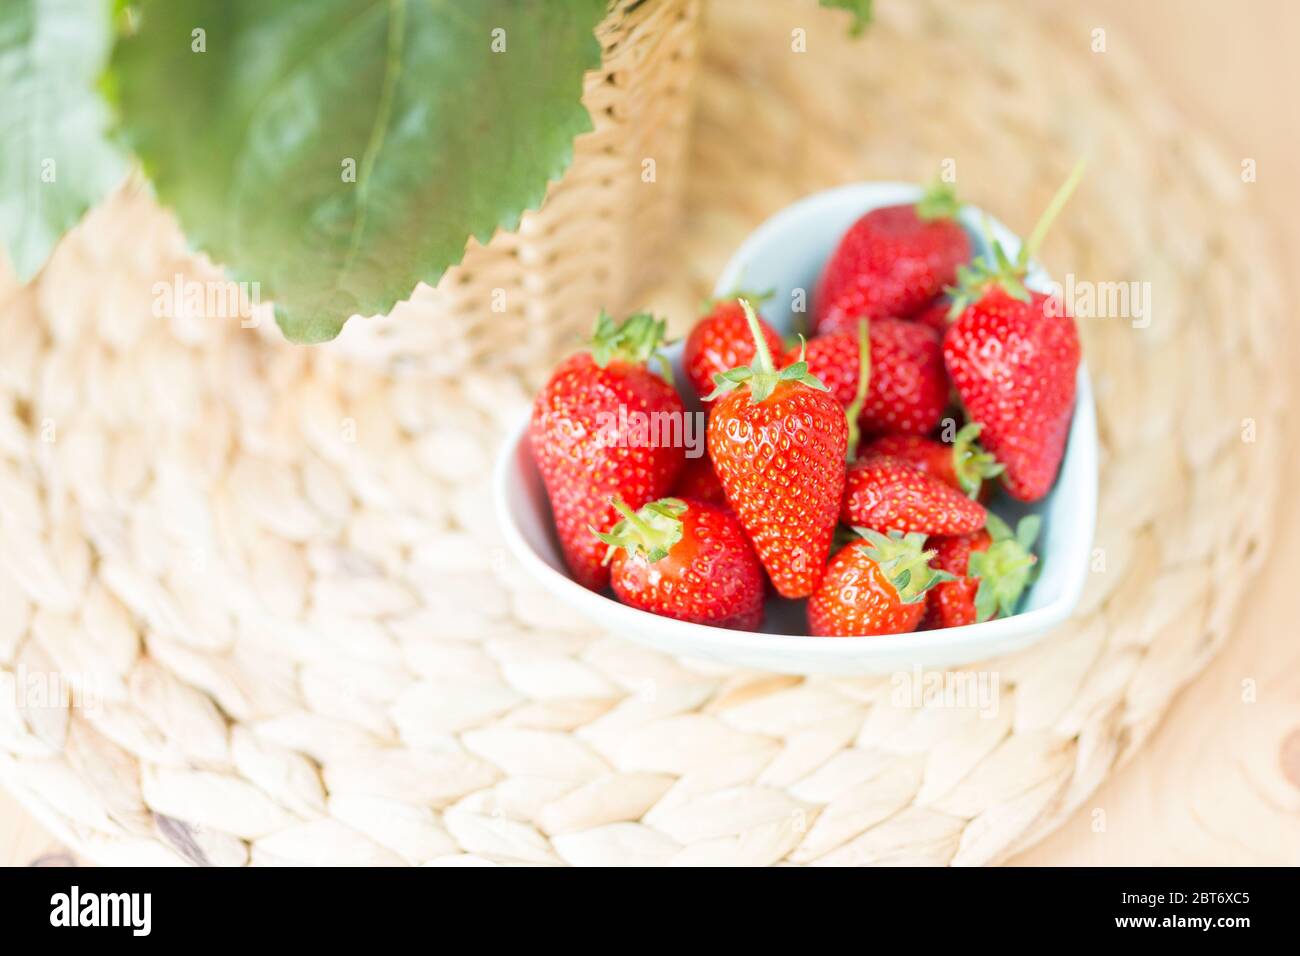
<box><xmin>494</xmin><ymin>182</ymin><xmax>1097</xmax><ymax>675</ymax></box>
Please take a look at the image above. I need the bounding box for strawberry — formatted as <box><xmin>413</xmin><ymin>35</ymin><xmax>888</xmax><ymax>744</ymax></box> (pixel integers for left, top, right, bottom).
<box><xmin>808</xmin><ymin>529</ymin><xmax>953</xmax><ymax>636</ymax></box>
<box><xmin>841</xmin><ymin>454</ymin><xmax>986</xmax><ymax>535</ymax></box>
<box><xmin>530</xmin><ymin>312</ymin><xmax>686</xmax><ymax>591</ymax></box>
<box><xmin>792</xmin><ymin>318</ymin><xmax>948</xmax><ymax>440</ymax></box>
<box><xmin>912</xmin><ymin>297</ymin><xmax>954</xmax><ymax>334</ymax></box>
<box><xmin>921</xmin><ymin>529</ymin><xmax>990</xmax><ymax>630</ymax></box>
<box><xmin>706</xmin><ymin>300</ymin><xmax>847</xmax><ymax>598</ymax></box>
<box><xmin>673</xmin><ymin>453</ymin><xmax>728</xmax><ymax>506</ymax></box>
<box><xmin>813</xmin><ymin>182</ymin><xmax>972</xmax><ymax>334</ymax></box>
<box><xmin>922</xmin><ymin>514</ymin><xmax>1040</xmax><ymax>629</ymax></box>
<box><xmin>858</xmin><ymin>320</ymin><xmax>948</xmax><ymax>437</ymax></box>
<box><xmin>862</xmin><ymin>434</ymin><xmax>960</xmax><ymax>489</ymax></box>
<box><xmin>784</xmin><ymin>329</ymin><xmax>860</xmax><ymax>408</ymax></box>
<box><xmin>864</xmin><ymin>423</ymin><xmax>1003</xmax><ymax>499</ymax></box>
<box><xmin>943</xmin><ymin>162</ymin><xmax>1086</xmax><ymax>502</ymax></box>
<box><xmin>683</xmin><ymin>294</ymin><xmax>785</xmax><ymax>401</ymax></box>
<box><xmin>595</xmin><ymin>497</ymin><xmax>765</xmax><ymax>629</ymax></box>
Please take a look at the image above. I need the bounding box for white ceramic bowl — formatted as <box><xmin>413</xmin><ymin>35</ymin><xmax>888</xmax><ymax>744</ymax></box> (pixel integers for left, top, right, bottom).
<box><xmin>494</xmin><ymin>182</ymin><xmax>1097</xmax><ymax>675</ymax></box>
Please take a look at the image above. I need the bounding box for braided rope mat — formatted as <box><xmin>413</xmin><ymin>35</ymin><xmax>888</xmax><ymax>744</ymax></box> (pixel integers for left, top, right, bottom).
<box><xmin>0</xmin><ymin>0</ymin><xmax>1284</xmax><ymax>866</ymax></box>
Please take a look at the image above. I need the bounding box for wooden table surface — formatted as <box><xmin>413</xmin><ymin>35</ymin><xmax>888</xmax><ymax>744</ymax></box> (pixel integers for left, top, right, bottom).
<box><xmin>3</xmin><ymin>0</ymin><xmax>1297</xmax><ymax>866</ymax></box>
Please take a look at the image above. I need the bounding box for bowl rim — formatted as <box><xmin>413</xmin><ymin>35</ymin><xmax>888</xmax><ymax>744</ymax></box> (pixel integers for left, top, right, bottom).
<box><xmin>492</xmin><ymin>180</ymin><xmax>1098</xmax><ymax>662</ymax></box>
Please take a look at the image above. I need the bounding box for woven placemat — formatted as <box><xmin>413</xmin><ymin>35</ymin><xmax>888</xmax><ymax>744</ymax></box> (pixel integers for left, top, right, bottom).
<box><xmin>0</xmin><ymin>0</ymin><xmax>1284</xmax><ymax>866</ymax></box>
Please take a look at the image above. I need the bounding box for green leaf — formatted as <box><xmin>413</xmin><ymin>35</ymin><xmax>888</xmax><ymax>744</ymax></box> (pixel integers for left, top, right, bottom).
<box><xmin>109</xmin><ymin>0</ymin><xmax>605</xmax><ymax>343</ymax></box>
<box><xmin>819</xmin><ymin>0</ymin><xmax>873</xmax><ymax>36</ymax></box>
<box><xmin>0</xmin><ymin>0</ymin><xmax>126</xmax><ymax>280</ymax></box>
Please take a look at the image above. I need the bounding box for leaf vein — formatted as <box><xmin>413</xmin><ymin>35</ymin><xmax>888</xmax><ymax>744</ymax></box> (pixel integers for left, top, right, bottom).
<box><xmin>341</xmin><ymin>0</ymin><xmax>406</xmax><ymax>285</ymax></box>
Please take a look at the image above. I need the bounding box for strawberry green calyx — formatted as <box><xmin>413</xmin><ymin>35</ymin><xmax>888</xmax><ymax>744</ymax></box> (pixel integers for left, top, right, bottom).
<box><xmin>854</xmin><ymin>528</ymin><xmax>955</xmax><ymax>605</ymax></box>
<box><xmin>593</xmin><ymin>497</ymin><xmax>687</xmax><ymax>565</ymax></box>
<box><xmin>945</xmin><ymin>159</ymin><xmax>1087</xmax><ymax>319</ymax></box>
<box><xmin>952</xmin><ymin>422</ymin><xmax>1005</xmax><ymax>498</ymax></box>
<box><xmin>843</xmin><ymin>318</ymin><xmax>872</xmax><ymax>461</ymax></box>
<box><xmin>914</xmin><ymin>180</ymin><xmax>962</xmax><ymax>222</ymax></box>
<box><xmin>968</xmin><ymin>513</ymin><xmax>1041</xmax><ymax>622</ymax></box>
<box><xmin>703</xmin><ymin>298</ymin><xmax>829</xmax><ymax>404</ymax></box>
<box><xmin>946</xmin><ymin>237</ymin><xmax>1030</xmax><ymax>318</ymax></box>
<box><xmin>587</xmin><ymin>311</ymin><xmax>674</xmax><ymax>383</ymax></box>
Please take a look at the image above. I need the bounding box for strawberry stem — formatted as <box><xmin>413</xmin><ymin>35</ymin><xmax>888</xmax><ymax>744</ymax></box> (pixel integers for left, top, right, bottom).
<box><xmin>945</xmin><ymin>159</ymin><xmax>1087</xmax><ymax>317</ymax></box>
<box><xmin>740</xmin><ymin>298</ymin><xmax>776</xmax><ymax>374</ymax></box>
<box><xmin>1020</xmin><ymin>159</ymin><xmax>1087</xmax><ymax>269</ymax></box>
<box><xmin>843</xmin><ymin>318</ymin><xmax>872</xmax><ymax>461</ymax></box>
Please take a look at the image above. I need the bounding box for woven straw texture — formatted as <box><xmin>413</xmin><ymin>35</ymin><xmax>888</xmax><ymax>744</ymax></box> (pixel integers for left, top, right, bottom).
<box><xmin>0</xmin><ymin>0</ymin><xmax>1284</xmax><ymax>866</ymax></box>
<box><xmin>330</xmin><ymin>0</ymin><xmax>701</xmax><ymax>376</ymax></box>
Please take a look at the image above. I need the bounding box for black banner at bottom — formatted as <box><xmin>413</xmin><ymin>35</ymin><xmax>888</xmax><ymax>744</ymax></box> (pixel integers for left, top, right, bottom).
<box><xmin>0</xmin><ymin>865</ymin><xmax>1282</xmax><ymax>940</ymax></box>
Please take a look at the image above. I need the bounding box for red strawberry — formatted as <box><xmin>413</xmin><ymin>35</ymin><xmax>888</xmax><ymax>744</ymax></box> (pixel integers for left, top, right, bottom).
<box><xmin>813</xmin><ymin>182</ymin><xmax>972</xmax><ymax>334</ymax></box>
<box><xmin>841</xmin><ymin>454</ymin><xmax>986</xmax><ymax>535</ymax></box>
<box><xmin>673</xmin><ymin>453</ymin><xmax>727</xmax><ymax>506</ymax></box>
<box><xmin>912</xmin><ymin>297</ymin><xmax>953</xmax><ymax>334</ymax></box>
<box><xmin>706</xmin><ymin>301</ymin><xmax>847</xmax><ymax>598</ymax></box>
<box><xmin>864</xmin><ymin>423</ymin><xmax>1003</xmax><ymax>499</ymax></box>
<box><xmin>943</xmin><ymin>162</ymin><xmax>1086</xmax><ymax>501</ymax></box>
<box><xmin>808</xmin><ymin>529</ymin><xmax>953</xmax><ymax>636</ymax></box>
<box><xmin>791</xmin><ymin>319</ymin><xmax>948</xmax><ymax>439</ymax></box>
<box><xmin>530</xmin><ymin>313</ymin><xmax>686</xmax><ymax>591</ymax></box>
<box><xmin>683</xmin><ymin>294</ymin><xmax>785</xmax><ymax>401</ymax></box>
<box><xmin>922</xmin><ymin>514</ymin><xmax>1040</xmax><ymax>629</ymax></box>
<box><xmin>595</xmin><ymin>497</ymin><xmax>765</xmax><ymax>630</ymax></box>
<box><xmin>921</xmin><ymin>529</ymin><xmax>990</xmax><ymax>630</ymax></box>
<box><xmin>783</xmin><ymin>329</ymin><xmax>859</xmax><ymax>407</ymax></box>
<box><xmin>863</xmin><ymin>434</ymin><xmax>961</xmax><ymax>489</ymax></box>
<box><xmin>945</xmin><ymin>288</ymin><xmax>1078</xmax><ymax>502</ymax></box>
